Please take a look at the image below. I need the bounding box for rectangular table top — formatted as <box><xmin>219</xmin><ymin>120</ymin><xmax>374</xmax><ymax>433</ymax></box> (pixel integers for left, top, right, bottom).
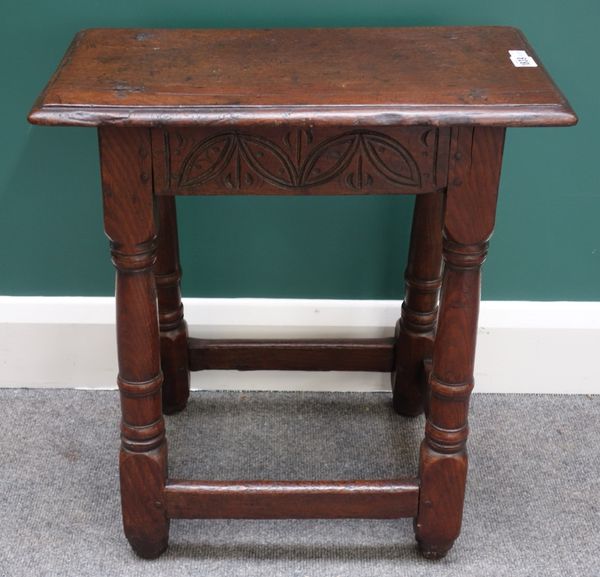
<box><xmin>29</xmin><ymin>27</ymin><xmax>576</xmax><ymax>128</ymax></box>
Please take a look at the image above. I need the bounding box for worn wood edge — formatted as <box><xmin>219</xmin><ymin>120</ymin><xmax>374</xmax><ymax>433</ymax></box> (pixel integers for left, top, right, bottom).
<box><xmin>187</xmin><ymin>337</ymin><xmax>395</xmax><ymax>371</ymax></box>
<box><xmin>163</xmin><ymin>478</ymin><xmax>420</xmax><ymax>519</ymax></box>
<box><xmin>512</xmin><ymin>27</ymin><xmax>578</xmax><ymax>126</ymax></box>
<box><xmin>27</xmin><ymin>103</ymin><xmax>578</xmax><ymax>128</ymax></box>
<box><xmin>27</xmin><ymin>31</ymin><xmax>87</xmax><ymax>126</ymax></box>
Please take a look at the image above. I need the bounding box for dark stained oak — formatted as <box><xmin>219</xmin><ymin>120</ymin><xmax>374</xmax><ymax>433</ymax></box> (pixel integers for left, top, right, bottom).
<box><xmin>154</xmin><ymin>196</ymin><xmax>190</xmax><ymax>414</ymax></box>
<box><xmin>29</xmin><ymin>27</ymin><xmax>576</xmax><ymax>128</ymax></box>
<box><xmin>415</xmin><ymin>126</ymin><xmax>505</xmax><ymax>559</ymax></box>
<box><xmin>164</xmin><ymin>479</ymin><xmax>420</xmax><ymax>519</ymax></box>
<box><xmin>151</xmin><ymin>126</ymin><xmax>450</xmax><ymax>196</ymax></box>
<box><xmin>28</xmin><ymin>26</ymin><xmax>577</xmax><ymax>562</ymax></box>
<box><xmin>99</xmin><ymin>126</ymin><xmax>169</xmax><ymax>559</ymax></box>
<box><xmin>188</xmin><ymin>337</ymin><xmax>395</xmax><ymax>371</ymax></box>
<box><xmin>392</xmin><ymin>190</ymin><xmax>444</xmax><ymax>416</ymax></box>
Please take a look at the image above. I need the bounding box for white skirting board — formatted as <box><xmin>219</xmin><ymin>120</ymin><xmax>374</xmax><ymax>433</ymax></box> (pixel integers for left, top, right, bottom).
<box><xmin>0</xmin><ymin>297</ymin><xmax>599</xmax><ymax>394</ymax></box>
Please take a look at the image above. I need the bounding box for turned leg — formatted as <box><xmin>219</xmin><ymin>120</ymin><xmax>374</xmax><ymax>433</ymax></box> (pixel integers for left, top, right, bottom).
<box><xmin>392</xmin><ymin>191</ymin><xmax>444</xmax><ymax>416</ymax></box>
<box><xmin>415</xmin><ymin>127</ymin><xmax>505</xmax><ymax>558</ymax></box>
<box><xmin>100</xmin><ymin>127</ymin><xmax>170</xmax><ymax>558</ymax></box>
<box><xmin>154</xmin><ymin>196</ymin><xmax>190</xmax><ymax>414</ymax></box>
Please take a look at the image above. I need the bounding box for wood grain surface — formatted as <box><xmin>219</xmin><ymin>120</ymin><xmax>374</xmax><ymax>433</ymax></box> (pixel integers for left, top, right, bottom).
<box><xmin>29</xmin><ymin>27</ymin><xmax>576</xmax><ymax>127</ymax></box>
<box><xmin>164</xmin><ymin>479</ymin><xmax>420</xmax><ymax>519</ymax></box>
<box><xmin>187</xmin><ymin>337</ymin><xmax>395</xmax><ymax>371</ymax></box>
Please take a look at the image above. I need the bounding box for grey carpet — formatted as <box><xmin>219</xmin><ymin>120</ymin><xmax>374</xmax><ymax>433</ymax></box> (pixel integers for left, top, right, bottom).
<box><xmin>0</xmin><ymin>390</ymin><xmax>598</xmax><ymax>577</ymax></box>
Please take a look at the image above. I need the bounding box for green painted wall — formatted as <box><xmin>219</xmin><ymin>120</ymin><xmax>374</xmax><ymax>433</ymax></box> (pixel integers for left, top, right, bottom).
<box><xmin>1</xmin><ymin>1</ymin><xmax>597</xmax><ymax>300</ymax></box>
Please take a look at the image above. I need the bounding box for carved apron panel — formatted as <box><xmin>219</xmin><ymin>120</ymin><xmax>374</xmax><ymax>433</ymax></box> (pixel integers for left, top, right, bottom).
<box><xmin>152</xmin><ymin>126</ymin><xmax>450</xmax><ymax>195</ymax></box>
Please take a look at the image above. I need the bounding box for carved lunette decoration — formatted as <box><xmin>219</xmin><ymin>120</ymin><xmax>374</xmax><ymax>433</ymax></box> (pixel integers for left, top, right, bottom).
<box><xmin>153</xmin><ymin>127</ymin><xmax>449</xmax><ymax>195</ymax></box>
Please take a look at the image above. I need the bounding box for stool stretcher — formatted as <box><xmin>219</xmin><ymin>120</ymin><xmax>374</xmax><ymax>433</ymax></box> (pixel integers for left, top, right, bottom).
<box><xmin>188</xmin><ymin>337</ymin><xmax>396</xmax><ymax>372</ymax></box>
<box><xmin>164</xmin><ymin>479</ymin><xmax>420</xmax><ymax>519</ymax></box>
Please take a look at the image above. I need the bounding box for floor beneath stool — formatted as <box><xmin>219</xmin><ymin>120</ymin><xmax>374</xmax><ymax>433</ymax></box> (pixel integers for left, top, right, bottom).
<box><xmin>0</xmin><ymin>389</ymin><xmax>598</xmax><ymax>577</ymax></box>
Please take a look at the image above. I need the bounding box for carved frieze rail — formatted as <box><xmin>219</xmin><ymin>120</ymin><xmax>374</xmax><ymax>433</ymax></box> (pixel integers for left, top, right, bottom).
<box><xmin>152</xmin><ymin>126</ymin><xmax>450</xmax><ymax>195</ymax></box>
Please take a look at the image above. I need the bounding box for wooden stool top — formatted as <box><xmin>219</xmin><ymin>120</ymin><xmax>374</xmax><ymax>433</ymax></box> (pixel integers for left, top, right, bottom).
<box><xmin>29</xmin><ymin>27</ymin><xmax>576</xmax><ymax>128</ymax></box>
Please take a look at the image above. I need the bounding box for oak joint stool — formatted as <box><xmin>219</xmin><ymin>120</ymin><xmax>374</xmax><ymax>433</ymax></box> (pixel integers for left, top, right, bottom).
<box><xmin>29</xmin><ymin>26</ymin><xmax>576</xmax><ymax>560</ymax></box>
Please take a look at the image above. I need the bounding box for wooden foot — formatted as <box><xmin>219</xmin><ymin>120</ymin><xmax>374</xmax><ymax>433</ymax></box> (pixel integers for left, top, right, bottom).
<box><xmin>392</xmin><ymin>191</ymin><xmax>444</xmax><ymax>416</ymax></box>
<box><xmin>159</xmin><ymin>321</ymin><xmax>190</xmax><ymax>415</ymax></box>
<box><xmin>127</xmin><ymin>537</ymin><xmax>168</xmax><ymax>560</ymax></box>
<box><xmin>120</xmin><ymin>445</ymin><xmax>170</xmax><ymax>559</ymax></box>
<box><xmin>417</xmin><ymin>538</ymin><xmax>453</xmax><ymax>559</ymax></box>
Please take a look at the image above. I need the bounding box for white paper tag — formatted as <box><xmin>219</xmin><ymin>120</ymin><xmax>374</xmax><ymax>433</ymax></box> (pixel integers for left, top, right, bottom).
<box><xmin>509</xmin><ymin>50</ymin><xmax>537</xmax><ymax>67</ymax></box>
